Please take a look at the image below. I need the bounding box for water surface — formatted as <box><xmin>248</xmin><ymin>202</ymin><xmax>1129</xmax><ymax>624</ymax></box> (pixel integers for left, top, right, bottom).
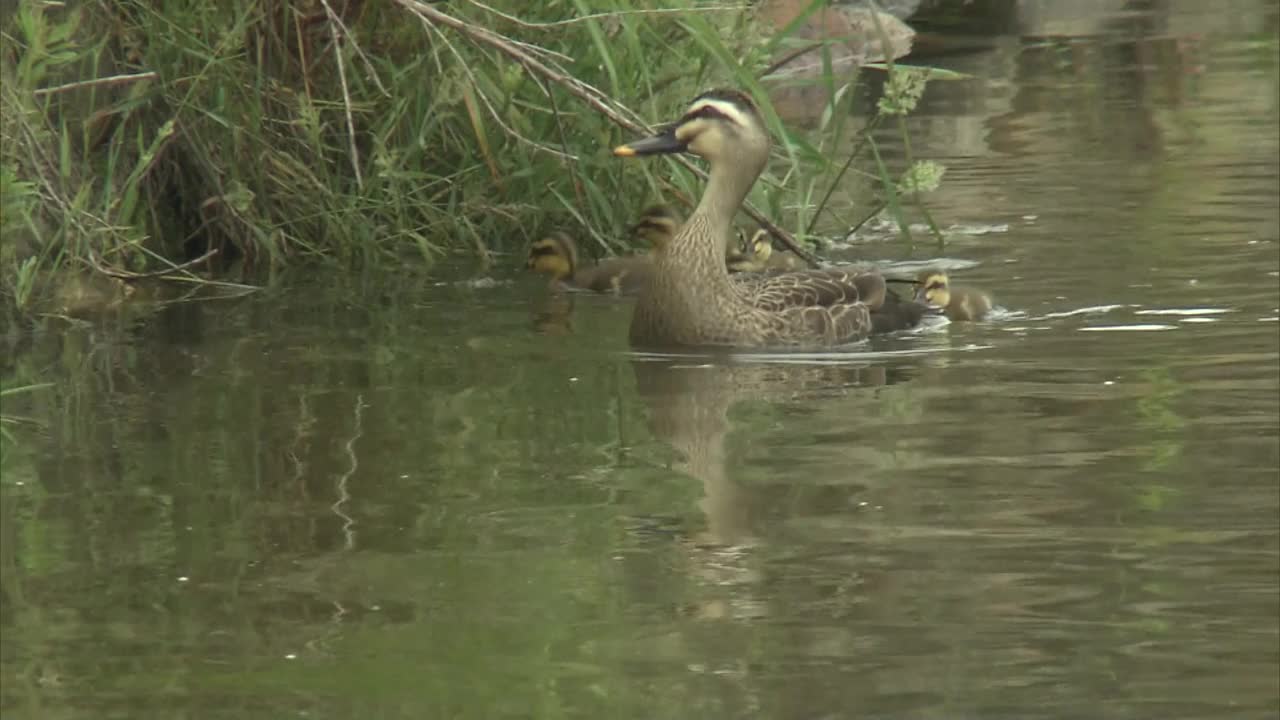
<box><xmin>2</xmin><ymin>2</ymin><xmax>1278</xmax><ymax>718</ymax></box>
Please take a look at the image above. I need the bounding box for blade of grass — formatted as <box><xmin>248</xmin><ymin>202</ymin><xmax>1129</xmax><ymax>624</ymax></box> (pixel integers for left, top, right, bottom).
<box><xmin>867</xmin><ymin>135</ymin><xmax>910</xmax><ymax>242</ymax></box>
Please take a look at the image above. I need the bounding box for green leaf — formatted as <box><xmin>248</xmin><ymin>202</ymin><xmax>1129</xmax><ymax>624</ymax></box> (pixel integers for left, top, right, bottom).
<box><xmin>863</xmin><ymin>63</ymin><xmax>972</xmax><ymax>80</ymax></box>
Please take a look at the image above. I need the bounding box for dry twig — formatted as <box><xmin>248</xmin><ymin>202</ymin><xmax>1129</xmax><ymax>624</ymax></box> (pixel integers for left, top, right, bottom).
<box><xmin>33</xmin><ymin>71</ymin><xmax>158</xmax><ymax>97</ymax></box>
<box><xmin>87</xmin><ymin>248</ymin><xmax>219</xmax><ymax>280</ymax></box>
<box><xmin>326</xmin><ymin>13</ymin><xmax>364</xmax><ymax>189</ymax></box>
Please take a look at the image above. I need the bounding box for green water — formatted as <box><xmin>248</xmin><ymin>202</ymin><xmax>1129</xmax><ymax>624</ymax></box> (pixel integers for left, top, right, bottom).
<box><xmin>2</xmin><ymin>2</ymin><xmax>1278</xmax><ymax>718</ymax></box>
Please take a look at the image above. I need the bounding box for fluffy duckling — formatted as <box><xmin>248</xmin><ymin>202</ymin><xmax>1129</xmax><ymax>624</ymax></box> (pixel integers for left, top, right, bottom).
<box><xmin>632</xmin><ymin>204</ymin><xmax>682</xmax><ymax>249</ymax></box>
<box><xmin>725</xmin><ymin>228</ymin><xmax>805</xmax><ymax>273</ymax></box>
<box><xmin>780</xmin><ymin>271</ymin><xmax>932</xmax><ymax>334</ymax></box>
<box><xmin>915</xmin><ymin>269</ymin><xmax>993</xmax><ymax>321</ymax></box>
<box><xmin>872</xmin><ymin>279</ymin><xmax>937</xmax><ymax>334</ymax></box>
<box><xmin>526</xmin><ymin>206</ymin><xmax>681</xmax><ymax>294</ymax></box>
<box><xmin>526</xmin><ymin>231</ymin><xmax>654</xmax><ymax>294</ymax></box>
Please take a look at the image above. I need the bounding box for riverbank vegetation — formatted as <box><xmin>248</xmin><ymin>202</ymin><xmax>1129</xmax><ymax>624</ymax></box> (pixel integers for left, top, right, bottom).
<box><xmin>1</xmin><ymin>0</ymin><xmax>941</xmax><ymax>316</ymax></box>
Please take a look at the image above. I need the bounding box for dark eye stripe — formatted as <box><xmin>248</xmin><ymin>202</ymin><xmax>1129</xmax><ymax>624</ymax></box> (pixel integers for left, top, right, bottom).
<box><xmin>683</xmin><ymin>105</ymin><xmax>733</xmax><ymax>124</ymax></box>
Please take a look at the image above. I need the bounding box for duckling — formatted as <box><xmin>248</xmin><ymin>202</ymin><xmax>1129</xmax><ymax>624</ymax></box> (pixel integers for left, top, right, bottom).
<box><xmin>915</xmin><ymin>269</ymin><xmax>993</xmax><ymax>321</ymax></box>
<box><xmin>613</xmin><ymin>88</ymin><xmax>932</xmax><ymax>347</ymax></box>
<box><xmin>526</xmin><ymin>206</ymin><xmax>683</xmax><ymax>294</ymax></box>
<box><xmin>631</xmin><ymin>204</ymin><xmax>682</xmax><ymax>249</ymax></box>
<box><xmin>526</xmin><ymin>231</ymin><xmax>654</xmax><ymax>294</ymax></box>
<box><xmin>872</xmin><ymin>281</ymin><xmax>935</xmax><ymax>335</ymax></box>
<box><xmin>725</xmin><ymin>228</ymin><xmax>805</xmax><ymax>273</ymax></box>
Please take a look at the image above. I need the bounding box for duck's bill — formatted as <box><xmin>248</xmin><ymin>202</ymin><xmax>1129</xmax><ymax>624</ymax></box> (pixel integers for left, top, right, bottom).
<box><xmin>613</xmin><ymin>126</ymin><xmax>687</xmax><ymax>157</ymax></box>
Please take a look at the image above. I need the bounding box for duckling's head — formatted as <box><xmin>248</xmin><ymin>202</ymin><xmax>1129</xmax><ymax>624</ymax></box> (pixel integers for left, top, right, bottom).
<box><xmin>632</xmin><ymin>205</ymin><xmax>682</xmax><ymax>249</ymax></box>
<box><xmin>526</xmin><ymin>232</ymin><xmax>578</xmax><ymax>281</ymax></box>
<box><xmin>915</xmin><ymin>269</ymin><xmax>951</xmax><ymax>309</ymax></box>
<box><xmin>747</xmin><ymin>229</ymin><xmax>773</xmax><ymax>263</ymax></box>
<box><xmin>613</xmin><ymin>89</ymin><xmax>770</xmax><ymax>174</ymax></box>
<box><xmin>725</xmin><ymin>229</ymin><xmax>773</xmax><ymax>273</ymax></box>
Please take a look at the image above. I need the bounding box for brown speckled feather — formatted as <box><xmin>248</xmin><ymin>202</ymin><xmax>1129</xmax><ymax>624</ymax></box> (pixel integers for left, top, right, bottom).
<box><xmin>733</xmin><ymin>266</ymin><xmax>882</xmax><ymax>312</ymax></box>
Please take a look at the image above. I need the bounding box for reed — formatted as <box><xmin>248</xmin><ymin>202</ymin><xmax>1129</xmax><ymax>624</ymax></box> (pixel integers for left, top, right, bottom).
<box><xmin>0</xmin><ymin>0</ymin><xmax>945</xmax><ymax>313</ymax></box>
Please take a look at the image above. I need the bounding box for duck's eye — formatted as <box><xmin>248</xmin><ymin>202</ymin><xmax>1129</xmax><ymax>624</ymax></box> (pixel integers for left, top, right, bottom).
<box><xmin>927</xmin><ymin>282</ymin><xmax>945</xmax><ymax>291</ymax></box>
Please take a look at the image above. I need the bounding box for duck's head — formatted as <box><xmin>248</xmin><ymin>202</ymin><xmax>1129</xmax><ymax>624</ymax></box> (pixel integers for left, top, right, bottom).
<box><xmin>631</xmin><ymin>204</ymin><xmax>682</xmax><ymax>249</ymax></box>
<box><xmin>613</xmin><ymin>89</ymin><xmax>770</xmax><ymax>175</ymax></box>
<box><xmin>915</xmin><ymin>269</ymin><xmax>951</xmax><ymax>309</ymax></box>
<box><xmin>526</xmin><ymin>231</ymin><xmax>578</xmax><ymax>280</ymax></box>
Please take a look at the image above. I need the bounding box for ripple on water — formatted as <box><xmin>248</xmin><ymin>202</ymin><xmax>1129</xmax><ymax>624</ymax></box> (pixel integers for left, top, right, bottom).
<box><xmin>1134</xmin><ymin>308</ymin><xmax>1236</xmax><ymax>316</ymax></box>
<box><xmin>1039</xmin><ymin>305</ymin><xmax>1128</xmax><ymax>319</ymax></box>
<box><xmin>1079</xmin><ymin>324</ymin><xmax>1179</xmax><ymax>332</ymax></box>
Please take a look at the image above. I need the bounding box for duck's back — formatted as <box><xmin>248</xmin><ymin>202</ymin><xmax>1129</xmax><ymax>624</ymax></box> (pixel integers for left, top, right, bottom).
<box><xmin>632</xmin><ymin>258</ymin><xmax>889</xmax><ymax>348</ymax></box>
<box><xmin>577</xmin><ymin>257</ymin><xmax>653</xmax><ymax>295</ymax></box>
<box><xmin>949</xmin><ymin>286</ymin><xmax>993</xmax><ymax>321</ymax></box>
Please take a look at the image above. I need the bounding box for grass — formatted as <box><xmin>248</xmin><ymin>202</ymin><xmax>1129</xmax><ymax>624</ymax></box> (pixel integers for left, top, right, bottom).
<box><xmin>0</xmin><ymin>0</ymin><xmax>948</xmax><ymax>315</ymax></box>
<box><xmin>0</xmin><ymin>381</ymin><xmax>54</xmax><ymax>444</ymax></box>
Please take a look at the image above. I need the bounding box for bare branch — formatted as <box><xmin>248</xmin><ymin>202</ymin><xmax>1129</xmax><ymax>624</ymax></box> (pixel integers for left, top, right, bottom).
<box><xmin>421</xmin><ymin>18</ymin><xmax>577</xmax><ymax>159</ymax></box>
<box><xmin>319</xmin><ymin>0</ymin><xmax>389</xmax><ymax>97</ymax></box>
<box><xmin>462</xmin><ymin>0</ymin><xmax>749</xmax><ymax>29</ymax></box>
<box><xmin>325</xmin><ymin>9</ymin><xmax>364</xmax><ymax>189</ymax></box>
<box><xmin>33</xmin><ymin>71</ymin><xmax>158</xmax><ymax>97</ymax></box>
<box><xmin>88</xmin><ymin>248</ymin><xmax>220</xmax><ymax>280</ymax></box>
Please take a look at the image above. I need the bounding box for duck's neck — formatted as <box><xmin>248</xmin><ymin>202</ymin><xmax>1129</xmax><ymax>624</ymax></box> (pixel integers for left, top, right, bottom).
<box><xmin>668</xmin><ymin>160</ymin><xmax>759</xmax><ymax>274</ymax></box>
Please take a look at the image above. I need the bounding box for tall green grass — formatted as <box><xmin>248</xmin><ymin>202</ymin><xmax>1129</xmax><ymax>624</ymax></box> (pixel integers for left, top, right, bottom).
<box><xmin>0</xmin><ymin>0</ymin><xmax>944</xmax><ymax>312</ymax></box>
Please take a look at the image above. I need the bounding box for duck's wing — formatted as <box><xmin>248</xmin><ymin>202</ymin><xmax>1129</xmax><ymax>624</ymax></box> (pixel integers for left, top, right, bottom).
<box><xmin>764</xmin><ymin>300</ymin><xmax>874</xmax><ymax>346</ymax></box>
<box><xmin>734</xmin><ymin>267</ymin><xmax>884</xmax><ymax>312</ymax></box>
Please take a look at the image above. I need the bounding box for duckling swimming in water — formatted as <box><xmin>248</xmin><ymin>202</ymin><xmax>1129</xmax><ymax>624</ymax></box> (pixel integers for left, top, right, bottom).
<box><xmin>915</xmin><ymin>269</ymin><xmax>993</xmax><ymax>321</ymax></box>
<box><xmin>528</xmin><ymin>204</ymin><xmax>768</xmax><ymax>294</ymax></box>
<box><xmin>526</xmin><ymin>231</ymin><xmax>654</xmax><ymax>294</ymax></box>
<box><xmin>525</xmin><ymin>206</ymin><xmax>681</xmax><ymax>294</ymax></box>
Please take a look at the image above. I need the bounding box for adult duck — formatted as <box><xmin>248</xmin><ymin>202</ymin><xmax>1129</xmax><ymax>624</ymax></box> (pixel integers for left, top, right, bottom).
<box><xmin>614</xmin><ymin>89</ymin><xmax>929</xmax><ymax>348</ymax></box>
